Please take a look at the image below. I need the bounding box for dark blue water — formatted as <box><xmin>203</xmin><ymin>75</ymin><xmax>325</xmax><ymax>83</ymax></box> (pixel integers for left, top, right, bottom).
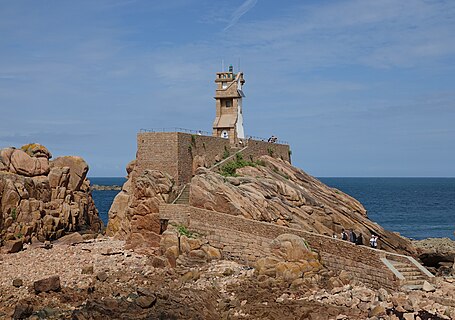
<box><xmin>90</xmin><ymin>177</ymin><xmax>126</xmax><ymax>226</ymax></box>
<box><xmin>319</xmin><ymin>178</ymin><xmax>455</xmax><ymax>240</ymax></box>
<box><xmin>90</xmin><ymin>177</ymin><xmax>455</xmax><ymax>240</ymax></box>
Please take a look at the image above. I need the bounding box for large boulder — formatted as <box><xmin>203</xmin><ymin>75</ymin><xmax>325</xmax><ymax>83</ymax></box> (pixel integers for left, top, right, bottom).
<box><xmin>189</xmin><ymin>156</ymin><xmax>416</xmax><ymax>255</ymax></box>
<box><xmin>21</xmin><ymin>143</ymin><xmax>52</xmax><ymax>159</ymax></box>
<box><xmin>271</xmin><ymin>234</ymin><xmax>316</xmax><ymax>262</ymax></box>
<box><xmin>51</xmin><ymin>156</ymin><xmax>88</xmax><ymax>191</ymax></box>
<box><xmin>413</xmin><ymin>238</ymin><xmax>455</xmax><ymax>272</ymax></box>
<box><xmin>256</xmin><ymin>234</ymin><xmax>323</xmax><ymax>281</ymax></box>
<box><xmin>9</xmin><ymin>149</ymin><xmax>50</xmax><ymax>177</ymax></box>
<box><xmin>0</xmin><ymin>147</ymin><xmax>15</xmax><ymax>170</ymax></box>
<box><xmin>106</xmin><ymin>169</ymin><xmax>176</xmax><ymax>250</ymax></box>
<box><xmin>34</xmin><ymin>275</ymin><xmax>61</xmax><ymax>293</ymax></box>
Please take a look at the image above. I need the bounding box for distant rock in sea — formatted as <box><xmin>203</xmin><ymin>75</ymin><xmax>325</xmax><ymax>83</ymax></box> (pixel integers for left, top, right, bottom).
<box><xmin>91</xmin><ymin>184</ymin><xmax>122</xmax><ymax>191</ymax></box>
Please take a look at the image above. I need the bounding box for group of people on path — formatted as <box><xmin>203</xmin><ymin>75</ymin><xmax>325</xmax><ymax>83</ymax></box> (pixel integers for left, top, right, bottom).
<box><xmin>335</xmin><ymin>229</ymin><xmax>379</xmax><ymax>248</ymax></box>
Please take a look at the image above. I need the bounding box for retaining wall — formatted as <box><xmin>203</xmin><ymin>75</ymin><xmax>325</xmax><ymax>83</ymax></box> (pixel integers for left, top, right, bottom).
<box><xmin>159</xmin><ymin>204</ymin><xmax>402</xmax><ymax>289</ymax></box>
<box><xmin>136</xmin><ymin>132</ymin><xmax>290</xmax><ymax>185</ymax></box>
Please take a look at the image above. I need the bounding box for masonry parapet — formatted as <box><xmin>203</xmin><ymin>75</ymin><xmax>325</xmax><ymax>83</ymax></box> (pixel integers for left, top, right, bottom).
<box><xmin>136</xmin><ymin>131</ymin><xmax>291</xmax><ymax>185</ymax></box>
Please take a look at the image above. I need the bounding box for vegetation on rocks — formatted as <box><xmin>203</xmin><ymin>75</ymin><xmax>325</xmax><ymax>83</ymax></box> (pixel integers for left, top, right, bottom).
<box><xmin>220</xmin><ymin>153</ymin><xmax>264</xmax><ymax>177</ymax></box>
<box><xmin>175</xmin><ymin>224</ymin><xmax>195</xmax><ymax>238</ymax></box>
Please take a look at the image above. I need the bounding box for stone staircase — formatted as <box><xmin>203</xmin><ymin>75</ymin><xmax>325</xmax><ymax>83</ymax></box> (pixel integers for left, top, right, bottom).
<box><xmin>173</xmin><ymin>184</ymin><xmax>190</xmax><ymax>205</ymax></box>
<box><xmin>386</xmin><ymin>259</ymin><xmax>431</xmax><ymax>290</ymax></box>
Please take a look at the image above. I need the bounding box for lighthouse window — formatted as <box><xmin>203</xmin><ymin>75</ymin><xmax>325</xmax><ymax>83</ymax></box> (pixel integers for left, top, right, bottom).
<box><xmin>222</xmin><ymin>82</ymin><xmax>227</xmax><ymax>89</ymax></box>
<box><xmin>225</xmin><ymin>100</ymin><xmax>232</xmax><ymax>107</ymax></box>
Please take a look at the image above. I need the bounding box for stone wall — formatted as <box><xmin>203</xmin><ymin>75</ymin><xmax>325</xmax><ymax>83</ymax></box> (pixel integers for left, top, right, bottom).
<box><xmin>159</xmin><ymin>204</ymin><xmax>402</xmax><ymax>290</ymax></box>
<box><xmin>137</xmin><ymin>132</ymin><xmax>290</xmax><ymax>185</ymax></box>
<box><xmin>136</xmin><ymin>132</ymin><xmax>179</xmax><ymax>182</ymax></box>
<box><xmin>240</xmin><ymin>139</ymin><xmax>291</xmax><ymax>163</ymax></box>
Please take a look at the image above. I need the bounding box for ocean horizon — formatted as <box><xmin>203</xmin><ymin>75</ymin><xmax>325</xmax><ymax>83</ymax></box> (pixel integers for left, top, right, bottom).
<box><xmin>90</xmin><ymin>177</ymin><xmax>455</xmax><ymax>241</ymax></box>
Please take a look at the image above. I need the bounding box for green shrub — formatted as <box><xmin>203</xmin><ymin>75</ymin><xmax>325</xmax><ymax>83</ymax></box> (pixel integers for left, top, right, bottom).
<box><xmin>176</xmin><ymin>225</ymin><xmax>195</xmax><ymax>238</ymax></box>
<box><xmin>223</xmin><ymin>147</ymin><xmax>230</xmax><ymax>159</ymax></box>
<box><xmin>11</xmin><ymin>208</ymin><xmax>16</xmax><ymax>221</ymax></box>
<box><xmin>220</xmin><ymin>153</ymin><xmax>264</xmax><ymax>177</ymax></box>
<box><xmin>267</xmin><ymin>147</ymin><xmax>274</xmax><ymax>157</ymax></box>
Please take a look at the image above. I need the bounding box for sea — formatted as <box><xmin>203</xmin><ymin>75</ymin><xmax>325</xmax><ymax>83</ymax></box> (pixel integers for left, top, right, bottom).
<box><xmin>90</xmin><ymin>177</ymin><xmax>455</xmax><ymax>241</ymax></box>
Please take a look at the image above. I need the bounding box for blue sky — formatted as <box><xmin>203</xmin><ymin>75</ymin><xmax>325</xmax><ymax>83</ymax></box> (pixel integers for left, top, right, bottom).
<box><xmin>1</xmin><ymin>0</ymin><xmax>454</xmax><ymax>177</ymax></box>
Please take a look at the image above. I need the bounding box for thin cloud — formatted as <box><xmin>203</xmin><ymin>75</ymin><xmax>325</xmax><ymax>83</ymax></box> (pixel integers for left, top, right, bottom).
<box><xmin>224</xmin><ymin>0</ymin><xmax>258</xmax><ymax>31</ymax></box>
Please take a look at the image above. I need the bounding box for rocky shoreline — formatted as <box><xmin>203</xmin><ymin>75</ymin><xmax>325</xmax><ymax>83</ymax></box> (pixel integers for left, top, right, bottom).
<box><xmin>1</xmin><ymin>233</ymin><xmax>455</xmax><ymax>319</ymax></box>
<box><xmin>2</xmin><ymin>144</ymin><xmax>455</xmax><ymax>319</ymax></box>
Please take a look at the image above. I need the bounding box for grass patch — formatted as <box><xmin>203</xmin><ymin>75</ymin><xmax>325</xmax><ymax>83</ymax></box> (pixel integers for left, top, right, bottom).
<box><xmin>176</xmin><ymin>225</ymin><xmax>195</xmax><ymax>238</ymax></box>
<box><xmin>222</xmin><ymin>146</ymin><xmax>230</xmax><ymax>159</ymax></box>
<box><xmin>220</xmin><ymin>154</ymin><xmax>265</xmax><ymax>177</ymax></box>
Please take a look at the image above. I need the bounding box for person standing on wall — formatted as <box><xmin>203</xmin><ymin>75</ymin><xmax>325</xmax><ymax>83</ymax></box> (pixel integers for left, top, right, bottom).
<box><xmin>349</xmin><ymin>229</ymin><xmax>357</xmax><ymax>243</ymax></box>
<box><xmin>370</xmin><ymin>234</ymin><xmax>378</xmax><ymax>249</ymax></box>
<box><xmin>355</xmin><ymin>232</ymin><xmax>363</xmax><ymax>246</ymax></box>
<box><xmin>341</xmin><ymin>229</ymin><xmax>348</xmax><ymax>240</ymax></box>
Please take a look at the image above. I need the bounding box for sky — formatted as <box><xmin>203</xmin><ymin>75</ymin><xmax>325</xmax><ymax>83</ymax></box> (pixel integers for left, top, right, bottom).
<box><xmin>0</xmin><ymin>0</ymin><xmax>454</xmax><ymax>177</ymax></box>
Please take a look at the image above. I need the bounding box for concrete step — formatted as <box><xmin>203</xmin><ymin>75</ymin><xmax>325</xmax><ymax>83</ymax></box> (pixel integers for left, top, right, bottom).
<box><xmin>402</xmin><ymin>284</ymin><xmax>424</xmax><ymax>291</ymax></box>
<box><xmin>403</xmin><ymin>279</ymin><xmax>425</xmax><ymax>286</ymax></box>
<box><xmin>399</xmin><ymin>271</ymin><xmax>425</xmax><ymax>277</ymax></box>
<box><xmin>396</xmin><ymin>265</ymin><xmax>419</xmax><ymax>270</ymax></box>
<box><xmin>405</xmin><ymin>277</ymin><xmax>427</xmax><ymax>281</ymax></box>
<box><xmin>395</xmin><ymin>266</ymin><xmax>419</xmax><ymax>272</ymax></box>
<box><xmin>173</xmin><ymin>186</ymin><xmax>190</xmax><ymax>204</ymax></box>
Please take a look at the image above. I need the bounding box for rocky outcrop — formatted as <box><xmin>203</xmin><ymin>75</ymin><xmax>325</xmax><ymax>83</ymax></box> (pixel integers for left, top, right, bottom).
<box><xmin>0</xmin><ymin>144</ymin><xmax>103</xmax><ymax>247</ymax></box>
<box><xmin>1</xmin><ymin>145</ymin><xmax>50</xmax><ymax>177</ymax></box>
<box><xmin>106</xmin><ymin>160</ymin><xmax>177</xmax><ymax>252</ymax></box>
<box><xmin>413</xmin><ymin>238</ymin><xmax>455</xmax><ymax>275</ymax></box>
<box><xmin>190</xmin><ymin>156</ymin><xmax>415</xmax><ymax>255</ymax></box>
<box><xmin>256</xmin><ymin>234</ymin><xmax>323</xmax><ymax>281</ymax></box>
<box><xmin>159</xmin><ymin>229</ymin><xmax>222</xmax><ymax>267</ymax></box>
<box><xmin>108</xmin><ymin>155</ymin><xmax>415</xmax><ymax>256</ymax></box>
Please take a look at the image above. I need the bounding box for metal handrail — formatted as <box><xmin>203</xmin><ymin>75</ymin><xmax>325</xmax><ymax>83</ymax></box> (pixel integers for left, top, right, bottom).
<box><xmin>171</xmin><ymin>184</ymin><xmax>189</xmax><ymax>204</ymax></box>
<box><xmin>245</xmin><ymin>135</ymin><xmax>289</xmax><ymax>145</ymax></box>
<box><xmin>138</xmin><ymin>128</ymin><xmax>289</xmax><ymax>145</ymax></box>
<box><xmin>139</xmin><ymin>127</ymin><xmax>211</xmax><ymax>136</ymax></box>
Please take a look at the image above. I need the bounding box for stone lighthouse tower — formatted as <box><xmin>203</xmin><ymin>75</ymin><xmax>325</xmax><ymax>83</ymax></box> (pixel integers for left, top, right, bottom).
<box><xmin>212</xmin><ymin>65</ymin><xmax>245</xmax><ymax>145</ymax></box>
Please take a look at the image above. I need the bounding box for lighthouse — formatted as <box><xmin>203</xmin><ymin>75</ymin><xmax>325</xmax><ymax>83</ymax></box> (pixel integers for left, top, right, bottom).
<box><xmin>212</xmin><ymin>65</ymin><xmax>245</xmax><ymax>145</ymax></box>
